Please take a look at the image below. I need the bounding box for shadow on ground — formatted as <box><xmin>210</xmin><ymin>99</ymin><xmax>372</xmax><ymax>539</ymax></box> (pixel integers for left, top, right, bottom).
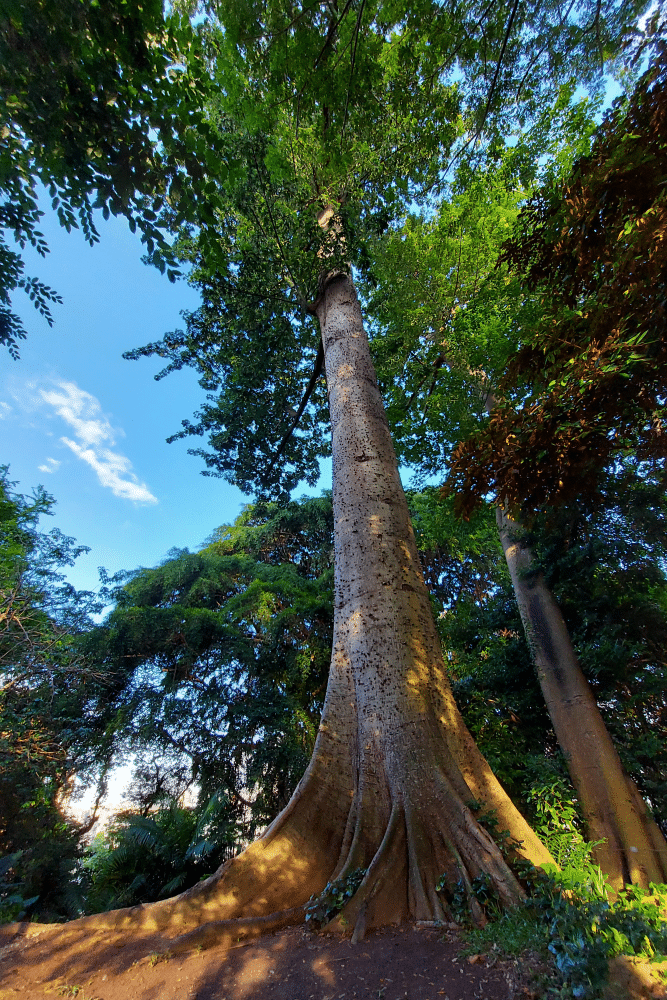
<box><xmin>0</xmin><ymin>922</ymin><xmax>518</xmax><ymax>999</ymax></box>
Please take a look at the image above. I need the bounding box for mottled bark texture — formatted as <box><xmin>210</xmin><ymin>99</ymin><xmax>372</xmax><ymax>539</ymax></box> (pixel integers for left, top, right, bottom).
<box><xmin>497</xmin><ymin>508</ymin><xmax>667</xmax><ymax>889</ymax></box>
<box><xmin>34</xmin><ymin>274</ymin><xmax>553</xmax><ymax>950</ymax></box>
<box><xmin>306</xmin><ymin>274</ymin><xmax>552</xmax><ymax>934</ymax></box>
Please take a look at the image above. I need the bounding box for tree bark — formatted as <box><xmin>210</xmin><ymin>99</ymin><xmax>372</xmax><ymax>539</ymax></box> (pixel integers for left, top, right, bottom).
<box><xmin>497</xmin><ymin>506</ymin><xmax>667</xmax><ymax>889</ymax></box>
<box><xmin>305</xmin><ymin>272</ymin><xmax>552</xmax><ymax>933</ymax></box>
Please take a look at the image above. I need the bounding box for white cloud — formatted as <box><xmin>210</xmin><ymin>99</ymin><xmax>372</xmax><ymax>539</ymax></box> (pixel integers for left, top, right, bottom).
<box><xmin>61</xmin><ymin>440</ymin><xmax>157</xmax><ymax>504</ymax></box>
<box><xmin>38</xmin><ymin>458</ymin><xmax>61</xmax><ymax>474</ymax></box>
<box><xmin>40</xmin><ymin>381</ymin><xmax>119</xmax><ymax>448</ymax></box>
<box><xmin>0</xmin><ymin>401</ymin><xmax>11</xmax><ymax>419</ymax></box>
<box><xmin>39</xmin><ymin>380</ymin><xmax>157</xmax><ymax>504</ymax></box>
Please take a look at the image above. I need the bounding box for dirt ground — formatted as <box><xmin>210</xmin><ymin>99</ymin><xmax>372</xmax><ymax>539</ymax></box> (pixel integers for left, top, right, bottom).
<box><xmin>0</xmin><ymin>921</ymin><xmax>532</xmax><ymax>1000</ymax></box>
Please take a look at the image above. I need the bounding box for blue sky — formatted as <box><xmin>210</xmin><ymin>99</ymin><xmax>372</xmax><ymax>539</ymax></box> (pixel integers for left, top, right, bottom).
<box><xmin>1</xmin><ymin>202</ymin><xmax>330</xmax><ymax>596</ymax></box>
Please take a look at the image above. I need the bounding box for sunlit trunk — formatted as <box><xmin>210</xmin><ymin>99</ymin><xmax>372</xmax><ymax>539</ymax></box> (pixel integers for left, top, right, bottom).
<box><xmin>497</xmin><ymin>507</ymin><xmax>667</xmax><ymax>889</ymax></box>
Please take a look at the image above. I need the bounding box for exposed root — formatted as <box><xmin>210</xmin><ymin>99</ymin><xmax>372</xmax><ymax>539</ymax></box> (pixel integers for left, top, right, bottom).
<box><xmin>7</xmin><ymin>717</ymin><xmax>355</xmax><ymax>945</ymax></box>
<box><xmin>316</xmin><ymin>765</ymin><xmax>532</xmax><ymax>942</ymax></box>
<box><xmin>167</xmin><ymin>905</ymin><xmax>307</xmax><ymax>954</ymax></box>
<box><xmin>7</xmin><ymin>766</ymin><xmax>544</xmax><ymax>957</ymax></box>
<box><xmin>405</xmin><ymin>800</ymin><xmax>442</xmax><ymax>922</ymax></box>
<box><xmin>338</xmin><ymin>799</ymin><xmax>408</xmax><ymax>937</ymax></box>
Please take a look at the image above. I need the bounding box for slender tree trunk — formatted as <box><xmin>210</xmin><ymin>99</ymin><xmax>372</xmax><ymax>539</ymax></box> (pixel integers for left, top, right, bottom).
<box><xmin>477</xmin><ymin>385</ymin><xmax>667</xmax><ymax>888</ymax></box>
<box><xmin>497</xmin><ymin>506</ymin><xmax>667</xmax><ymax>889</ymax></box>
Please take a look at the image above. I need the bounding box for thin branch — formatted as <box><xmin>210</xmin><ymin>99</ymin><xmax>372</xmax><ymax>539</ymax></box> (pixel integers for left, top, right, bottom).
<box><xmin>247</xmin><ymin>146</ymin><xmax>307</xmax><ymax>306</ymax></box>
<box><xmin>515</xmin><ymin>0</ymin><xmax>578</xmax><ymax>103</ymax></box>
<box><xmin>478</xmin><ymin>0</ymin><xmax>521</xmax><ymax>135</ymax></box>
<box><xmin>246</xmin><ymin>0</ymin><xmax>323</xmax><ymax>47</ymax></box>
<box><xmin>313</xmin><ymin>0</ymin><xmax>355</xmax><ymax>70</ymax></box>
<box><xmin>403</xmin><ymin>353</ymin><xmax>448</xmax><ymax>413</ymax></box>
<box><xmin>418</xmin><ymin>0</ymin><xmax>499</xmax><ymax>93</ymax></box>
<box><xmin>341</xmin><ymin>0</ymin><xmax>366</xmax><ymax>142</ymax></box>
<box><xmin>266</xmin><ymin>341</ymin><xmax>325</xmax><ymax>475</ymax></box>
<box><xmin>422</xmin><ymin>353</ymin><xmax>448</xmax><ymax>420</ymax></box>
<box><xmin>583</xmin><ymin>0</ymin><xmax>604</xmax><ymax>69</ymax></box>
<box><xmin>328</xmin><ymin>26</ymin><xmax>356</xmax><ymax>76</ymax></box>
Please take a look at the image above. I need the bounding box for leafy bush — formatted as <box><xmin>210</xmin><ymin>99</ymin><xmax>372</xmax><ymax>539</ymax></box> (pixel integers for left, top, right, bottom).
<box><xmin>82</xmin><ymin>791</ymin><xmax>238</xmax><ymax>913</ymax></box>
<box><xmin>458</xmin><ymin>855</ymin><xmax>667</xmax><ymax>998</ymax></box>
<box><xmin>443</xmin><ymin>776</ymin><xmax>667</xmax><ymax>998</ymax></box>
<box><xmin>304</xmin><ymin>868</ymin><xmax>367</xmax><ymax>928</ymax></box>
<box><xmin>536</xmin><ymin>880</ymin><xmax>667</xmax><ymax>998</ymax></box>
<box><xmin>524</xmin><ymin>770</ymin><xmax>609</xmax><ymax>898</ymax></box>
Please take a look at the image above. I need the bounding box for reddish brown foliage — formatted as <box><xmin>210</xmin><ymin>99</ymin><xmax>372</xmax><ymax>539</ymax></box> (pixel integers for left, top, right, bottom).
<box><xmin>449</xmin><ymin>38</ymin><xmax>667</xmax><ymax>517</ymax></box>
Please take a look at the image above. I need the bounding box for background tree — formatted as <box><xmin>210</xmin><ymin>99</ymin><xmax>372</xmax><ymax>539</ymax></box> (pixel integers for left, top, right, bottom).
<box><xmin>433</xmin><ymin>469</ymin><xmax>667</xmax><ymax>835</ymax></box>
<box><xmin>82</xmin><ymin>496</ymin><xmax>334</xmax><ymax>842</ymax></box>
<box><xmin>0</xmin><ymin>469</ymin><xmax>105</xmax><ymax>921</ymax></box>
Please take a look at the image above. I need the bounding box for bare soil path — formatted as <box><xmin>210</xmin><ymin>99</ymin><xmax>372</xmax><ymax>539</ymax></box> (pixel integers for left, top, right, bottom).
<box><xmin>0</xmin><ymin>923</ymin><xmax>524</xmax><ymax>1000</ymax></box>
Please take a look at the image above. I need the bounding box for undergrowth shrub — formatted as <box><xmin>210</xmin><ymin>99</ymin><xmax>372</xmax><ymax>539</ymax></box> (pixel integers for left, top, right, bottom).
<box><xmin>460</xmin><ymin>870</ymin><xmax>667</xmax><ymax>999</ymax></box>
<box><xmin>442</xmin><ymin>775</ymin><xmax>667</xmax><ymax>998</ymax></box>
<box><xmin>81</xmin><ymin>791</ymin><xmax>237</xmax><ymax>912</ymax></box>
<box><xmin>304</xmin><ymin>868</ymin><xmax>367</xmax><ymax>928</ymax></box>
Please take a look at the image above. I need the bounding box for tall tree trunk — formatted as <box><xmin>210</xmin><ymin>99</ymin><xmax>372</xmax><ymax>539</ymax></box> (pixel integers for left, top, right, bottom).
<box><xmin>48</xmin><ymin>272</ymin><xmax>551</xmax><ymax>948</ymax></box>
<box><xmin>497</xmin><ymin>507</ymin><xmax>667</xmax><ymax>889</ymax></box>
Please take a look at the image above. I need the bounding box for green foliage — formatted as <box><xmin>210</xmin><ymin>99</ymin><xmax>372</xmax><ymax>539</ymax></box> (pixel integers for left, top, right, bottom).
<box><xmin>82</xmin><ymin>794</ymin><xmax>235</xmax><ymax>912</ymax></box>
<box><xmin>439</xmin><ymin>868</ymin><xmax>504</xmax><ymax>926</ymax></box>
<box><xmin>304</xmin><ymin>868</ymin><xmax>367</xmax><ymax>928</ymax></box>
<box><xmin>535</xmin><ymin>879</ymin><xmax>667</xmax><ymax>999</ymax></box>
<box><xmin>362</xmin><ymin>91</ymin><xmax>601</xmax><ymax>483</ymax></box>
<box><xmin>84</xmin><ymin>495</ymin><xmax>334</xmax><ymax>840</ymax></box>
<box><xmin>437</xmin><ymin>552</ymin><xmax>554</xmax><ymax>803</ymax></box>
<box><xmin>124</xmin><ymin>1</ymin><xmax>462</xmax><ymax>496</ymax></box>
<box><xmin>522</xmin><ymin>765</ymin><xmax>610</xmax><ymax>899</ymax></box>
<box><xmin>148</xmin><ymin>951</ymin><xmax>171</xmax><ymax>967</ymax></box>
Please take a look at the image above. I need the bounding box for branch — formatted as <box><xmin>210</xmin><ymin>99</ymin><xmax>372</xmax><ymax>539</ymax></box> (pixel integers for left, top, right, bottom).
<box><xmin>246</xmin><ymin>145</ymin><xmax>308</xmax><ymax>308</ymax></box>
<box><xmin>478</xmin><ymin>0</ymin><xmax>521</xmax><ymax>135</ymax></box>
<box><xmin>341</xmin><ymin>0</ymin><xmax>366</xmax><ymax>141</ymax></box>
<box><xmin>583</xmin><ymin>0</ymin><xmax>604</xmax><ymax>69</ymax></box>
<box><xmin>266</xmin><ymin>341</ymin><xmax>325</xmax><ymax>475</ymax></box>
<box><xmin>515</xmin><ymin>0</ymin><xmax>578</xmax><ymax>102</ymax></box>
<box><xmin>403</xmin><ymin>353</ymin><xmax>448</xmax><ymax>413</ymax></box>
<box><xmin>249</xmin><ymin>0</ymin><xmax>322</xmax><ymax>47</ymax></box>
<box><xmin>313</xmin><ymin>0</ymin><xmax>356</xmax><ymax>70</ymax></box>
